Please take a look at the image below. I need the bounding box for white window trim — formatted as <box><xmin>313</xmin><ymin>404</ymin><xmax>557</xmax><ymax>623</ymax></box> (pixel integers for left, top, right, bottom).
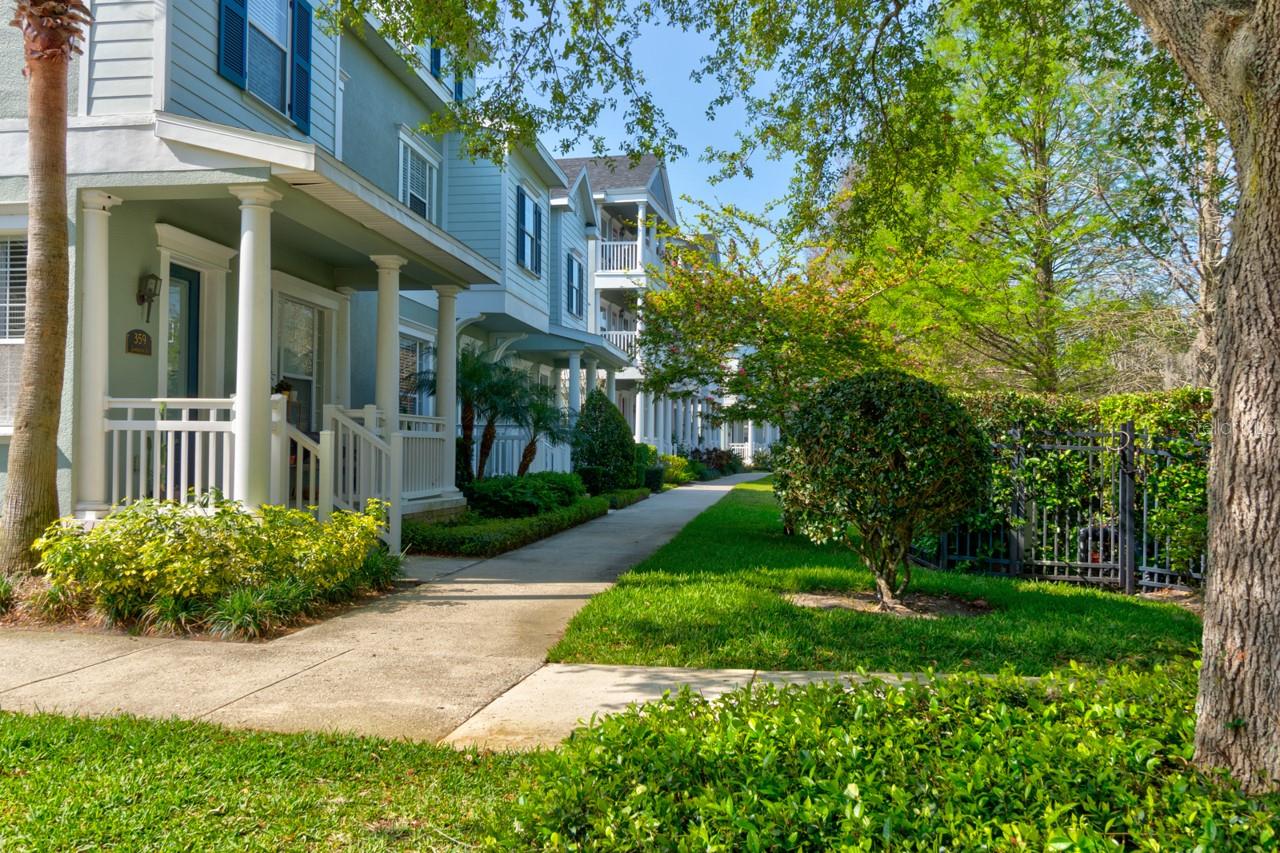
<box><xmin>246</xmin><ymin>0</ymin><xmax>293</xmax><ymax>117</ymax></box>
<box><xmin>270</xmin><ymin>272</ymin><xmax>340</xmax><ymax>427</ymax></box>
<box><xmin>398</xmin><ymin>128</ymin><xmax>442</xmax><ymax>224</ymax></box>
<box><xmin>0</xmin><ymin>228</ymin><xmax>28</xmax><ymax>345</ymax></box>
<box><xmin>397</xmin><ymin>324</ymin><xmax>437</xmax><ymax>416</ymax></box>
<box><xmin>153</xmin><ymin>224</ymin><xmax>236</xmax><ymax>398</ymax></box>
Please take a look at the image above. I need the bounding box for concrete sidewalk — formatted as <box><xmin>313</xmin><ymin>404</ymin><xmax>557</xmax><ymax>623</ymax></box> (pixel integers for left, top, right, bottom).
<box><xmin>444</xmin><ymin>663</ymin><xmax>916</xmax><ymax>750</ymax></box>
<box><xmin>0</xmin><ymin>475</ymin><xmax>765</xmax><ymax>741</ymax></box>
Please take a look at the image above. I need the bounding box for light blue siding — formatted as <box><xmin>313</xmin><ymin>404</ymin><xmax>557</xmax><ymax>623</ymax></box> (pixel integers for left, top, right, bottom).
<box><xmin>503</xmin><ymin>150</ymin><xmax>550</xmax><ymax>312</ymax></box>
<box><xmin>166</xmin><ymin>0</ymin><xmax>337</xmax><ymax>152</ymax></box>
<box><xmin>445</xmin><ymin>136</ymin><xmax>504</xmax><ymax>265</ymax></box>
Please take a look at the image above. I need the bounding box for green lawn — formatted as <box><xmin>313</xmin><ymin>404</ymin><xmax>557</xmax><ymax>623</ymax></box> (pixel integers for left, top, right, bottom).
<box><xmin>0</xmin><ymin>712</ymin><xmax>525</xmax><ymax>850</ymax></box>
<box><xmin>549</xmin><ymin>480</ymin><xmax>1202</xmax><ymax>674</ymax></box>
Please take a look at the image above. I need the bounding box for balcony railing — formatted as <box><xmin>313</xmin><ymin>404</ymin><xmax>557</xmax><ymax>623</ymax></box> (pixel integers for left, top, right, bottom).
<box><xmin>598</xmin><ymin>240</ymin><xmax>640</xmax><ymax>272</ymax></box>
<box><xmin>602</xmin><ymin>329</ymin><xmax>638</xmax><ymax>358</ymax></box>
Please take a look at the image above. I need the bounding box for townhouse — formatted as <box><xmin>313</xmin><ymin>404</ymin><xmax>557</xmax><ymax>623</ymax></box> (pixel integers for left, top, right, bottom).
<box><xmin>0</xmin><ymin>0</ymin><xmax>771</xmax><ymax>549</ymax></box>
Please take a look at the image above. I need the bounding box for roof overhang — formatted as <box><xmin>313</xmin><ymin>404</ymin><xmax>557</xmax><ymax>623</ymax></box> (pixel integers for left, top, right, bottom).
<box><xmin>155</xmin><ymin>112</ymin><xmax>499</xmax><ymax>285</ymax></box>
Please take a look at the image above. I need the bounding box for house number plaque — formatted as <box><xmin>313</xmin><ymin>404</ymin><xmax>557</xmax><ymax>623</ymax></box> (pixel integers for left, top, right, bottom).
<box><xmin>125</xmin><ymin>329</ymin><xmax>152</xmax><ymax>356</ymax></box>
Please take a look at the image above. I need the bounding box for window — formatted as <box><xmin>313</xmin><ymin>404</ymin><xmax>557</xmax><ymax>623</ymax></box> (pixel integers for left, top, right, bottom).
<box><xmin>218</xmin><ymin>0</ymin><xmax>312</xmax><ymax>132</ymax></box>
<box><xmin>0</xmin><ymin>239</ymin><xmax>26</xmax><ymax>341</ymax></box>
<box><xmin>453</xmin><ymin>75</ymin><xmax>464</xmax><ymax>102</ymax></box>
<box><xmin>565</xmin><ymin>253</ymin><xmax>584</xmax><ymax>317</ymax></box>
<box><xmin>246</xmin><ymin>0</ymin><xmax>289</xmax><ymax>112</ymax></box>
<box><xmin>429</xmin><ymin>46</ymin><xmax>443</xmax><ymax>77</ymax></box>
<box><xmin>0</xmin><ymin>239</ymin><xmax>27</xmax><ymax>428</ymax></box>
<box><xmin>275</xmin><ymin>295</ymin><xmax>326</xmax><ymax>433</ymax></box>
<box><xmin>399</xmin><ymin>335</ymin><xmax>435</xmax><ymax>415</ymax></box>
<box><xmin>515</xmin><ymin>186</ymin><xmax>542</xmax><ymax>275</ymax></box>
<box><xmin>399</xmin><ymin>135</ymin><xmax>440</xmax><ymax>224</ymax></box>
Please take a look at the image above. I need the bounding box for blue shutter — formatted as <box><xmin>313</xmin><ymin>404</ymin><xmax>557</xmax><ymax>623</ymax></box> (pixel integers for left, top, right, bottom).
<box><xmin>515</xmin><ymin>187</ymin><xmax>526</xmax><ymax>268</ymax></box>
<box><xmin>453</xmin><ymin>75</ymin><xmax>464</xmax><ymax>102</ymax></box>
<box><xmin>430</xmin><ymin>46</ymin><xmax>443</xmax><ymax>77</ymax></box>
<box><xmin>289</xmin><ymin>0</ymin><xmax>313</xmax><ymax>134</ymax></box>
<box><xmin>218</xmin><ymin>0</ymin><xmax>248</xmax><ymax>88</ymax></box>
<box><xmin>533</xmin><ymin>203</ymin><xmax>543</xmax><ymax>275</ymax></box>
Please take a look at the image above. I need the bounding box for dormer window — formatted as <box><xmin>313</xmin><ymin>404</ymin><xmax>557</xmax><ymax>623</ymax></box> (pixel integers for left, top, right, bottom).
<box><xmin>399</xmin><ymin>133</ymin><xmax>440</xmax><ymax>224</ymax></box>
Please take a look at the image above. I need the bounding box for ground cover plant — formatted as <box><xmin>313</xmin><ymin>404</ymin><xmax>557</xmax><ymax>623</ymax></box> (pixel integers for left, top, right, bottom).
<box><xmin>0</xmin><ymin>711</ymin><xmax>528</xmax><ymax>850</ymax></box>
<box><xmin>16</xmin><ymin>498</ymin><xmax>398</xmax><ymax>639</ymax></box>
<box><xmin>549</xmin><ymin>481</ymin><xmax>1201</xmax><ymax>674</ymax></box>
<box><xmin>404</xmin><ymin>497</ymin><xmax>609</xmax><ymax>558</ymax></box>
<box><xmin>494</xmin><ymin>661</ymin><xmax>1278</xmax><ymax>850</ymax></box>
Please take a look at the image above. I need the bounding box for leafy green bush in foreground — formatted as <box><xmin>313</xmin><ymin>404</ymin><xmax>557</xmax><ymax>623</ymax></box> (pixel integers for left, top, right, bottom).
<box><xmin>32</xmin><ymin>497</ymin><xmax>395</xmax><ymax>638</ymax></box>
<box><xmin>465</xmin><ymin>472</ymin><xmax>586</xmax><ymax>518</ymax></box>
<box><xmin>405</xmin><ymin>497</ymin><xmax>609</xmax><ymax>557</ymax></box>
<box><xmin>492</xmin><ymin>661</ymin><xmax>1278</xmax><ymax>850</ymax></box>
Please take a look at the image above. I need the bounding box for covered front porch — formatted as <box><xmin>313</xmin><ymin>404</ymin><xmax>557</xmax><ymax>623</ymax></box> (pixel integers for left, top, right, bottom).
<box><xmin>75</xmin><ymin>163</ymin><xmax>496</xmax><ymax>550</ymax></box>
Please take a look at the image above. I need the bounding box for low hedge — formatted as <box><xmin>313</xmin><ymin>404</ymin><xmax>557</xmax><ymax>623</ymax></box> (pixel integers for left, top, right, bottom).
<box><xmin>31</xmin><ymin>498</ymin><xmax>398</xmax><ymax>639</ymax></box>
<box><xmin>404</xmin><ymin>497</ymin><xmax>609</xmax><ymax>558</ymax></box>
<box><xmin>605</xmin><ymin>488</ymin><xmax>650</xmax><ymax>510</ymax></box>
<box><xmin>490</xmin><ymin>661</ymin><xmax>1278</xmax><ymax>850</ymax></box>
<box><xmin>465</xmin><ymin>472</ymin><xmax>586</xmax><ymax>518</ymax></box>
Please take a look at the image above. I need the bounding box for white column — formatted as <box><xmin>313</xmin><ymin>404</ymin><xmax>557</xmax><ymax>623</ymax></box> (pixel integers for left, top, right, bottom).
<box><xmin>633</xmin><ymin>389</ymin><xmax>644</xmax><ymax>441</ymax></box>
<box><xmin>230</xmin><ymin>186</ymin><xmax>281</xmax><ymax>507</ymax></box>
<box><xmin>657</xmin><ymin>396</ymin><xmax>669</xmax><ymax>455</ymax></box>
<box><xmin>634</xmin><ymin>201</ymin><xmax>647</xmax><ymax>271</ymax></box>
<box><xmin>720</xmin><ymin>420</ymin><xmax>729</xmax><ymax>451</ymax></box>
<box><xmin>584</xmin><ymin>358</ymin><xmax>599</xmax><ymax>397</ymax></box>
<box><xmin>693</xmin><ymin>399</ymin><xmax>703</xmax><ymax>448</ymax></box>
<box><xmin>567</xmin><ymin>351</ymin><xmax>582</xmax><ymax>414</ymax></box>
<box><xmin>76</xmin><ymin>191</ymin><xmax>122</xmax><ymax>512</ymax></box>
<box><xmin>681</xmin><ymin>399</ymin><xmax>692</xmax><ymax>449</ymax></box>
<box><xmin>434</xmin><ymin>285</ymin><xmax>461</xmax><ymax>492</ymax></box>
<box><xmin>553</xmin><ymin>366</ymin><xmax>566</xmax><ymax>410</ymax></box>
<box><xmin>372</xmin><ymin>255</ymin><xmax>406</xmax><ymax>433</ymax></box>
<box><xmin>747</xmin><ymin>419</ymin><xmax>757</xmax><ymax>465</ymax></box>
<box><xmin>606</xmin><ymin>369</ymin><xmax>617</xmax><ymax>403</ymax></box>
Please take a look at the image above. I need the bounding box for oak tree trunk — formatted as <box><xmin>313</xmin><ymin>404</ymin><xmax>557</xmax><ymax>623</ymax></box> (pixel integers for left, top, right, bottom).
<box><xmin>0</xmin><ymin>55</ymin><xmax>69</xmax><ymax>573</ymax></box>
<box><xmin>1127</xmin><ymin>0</ymin><xmax>1280</xmax><ymax>792</ymax></box>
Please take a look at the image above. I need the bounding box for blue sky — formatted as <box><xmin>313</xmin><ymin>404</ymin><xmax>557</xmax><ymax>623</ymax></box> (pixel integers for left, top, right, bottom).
<box><xmin>545</xmin><ymin>25</ymin><xmax>793</xmax><ymax>228</ymax></box>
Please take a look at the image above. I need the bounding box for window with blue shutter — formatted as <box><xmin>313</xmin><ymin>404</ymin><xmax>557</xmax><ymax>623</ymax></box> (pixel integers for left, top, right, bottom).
<box><xmin>218</xmin><ymin>0</ymin><xmax>249</xmax><ymax>87</ymax></box>
<box><xmin>453</xmin><ymin>75</ymin><xmax>464</xmax><ymax>102</ymax></box>
<box><xmin>429</xmin><ymin>46</ymin><xmax>443</xmax><ymax>78</ymax></box>
<box><xmin>289</xmin><ymin>0</ymin><xmax>312</xmax><ymax>133</ymax></box>
<box><xmin>566</xmin><ymin>254</ymin><xmax>584</xmax><ymax>317</ymax></box>
<box><xmin>516</xmin><ymin>186</ymin><xmax>542</xmax><ymax>275</ymax></box>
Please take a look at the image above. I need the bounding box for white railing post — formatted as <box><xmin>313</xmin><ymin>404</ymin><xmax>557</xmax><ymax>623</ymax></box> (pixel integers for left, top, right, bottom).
<box><xmin>388</xmin><ymin>432</ymin><xmax>404</xmax><ymax>553</ymax></box>
<box><xmin>269</xmin><ymin>394</ymin><xmax>286</xmax><ymax>504</ymax></box>
<box><xmin>317</xmin><ymin>429</ymin><xmax>334</xmax><ymax>519</ymax></box>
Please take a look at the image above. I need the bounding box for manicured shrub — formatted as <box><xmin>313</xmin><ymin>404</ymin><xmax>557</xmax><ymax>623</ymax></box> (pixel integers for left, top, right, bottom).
<box><xmin>404</xmin><ymin>498</ymin><xmax>610</xmax><ymax>557</ymax></box>
<box><xmin>605</xmin><ymin>488</ymin><xmax>650</xmax><ymax>510</ymax></box>
<box><xmin>525</xmin><ymin>471</ymin><xmax>587</xmax><ymax>506</ymax></box>
<box><xmin>33</xmin><ymin>497</ymin><xmax>395</xmax><ymax>638</ymax></box>
<box><xmin>749</xmin><ymin>444</ymin><xmax>776</xmax><ymax>471</ymax></box>
<box><xmin>633</xmin><ymin>444</ymin><xmax>658</xmax><ymax>491</ymax></box>
<box><xmin>642</xmin><ymin>466</ymin><xmax>665</xmax><ymax>493</ymax></box>
<box><xmin>777</xmin><ymin>369</ymin><xmax>990</xmax><ymax>605</ymax></box>
<box><xmin>699</xmin><ymin>466</ymin><xmax>722</xmax><ymax>480</ymax></box>
<box><xmin>692</xmin><ymin>447</ymin><xmax>745</xmax><ymax>474</ymax></box>
<box><xmin>572</xmin><ymin>390</ymin><xmax>638</xmax><ymax>493</ymax></box>
<box><xmin>465</xmin><ymin>475</ymin><xmax>559</xmax><ymax>518</ymax></box>
<box><xmin>491</xmin><ymin>661</ymin><xmax>1278</xmax><ymax>850</ymax></box>
<box><xmin>660</xmin><ymin>454</ymin><xmax>695</xmax><ymax>485</ymax></box>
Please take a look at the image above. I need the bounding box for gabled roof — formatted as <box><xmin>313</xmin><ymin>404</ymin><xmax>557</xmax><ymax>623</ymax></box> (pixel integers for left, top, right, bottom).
<box><xmin>554</xmin><ymin>154</ymin><xmax>662</xmax><ymax>196</ymax></box>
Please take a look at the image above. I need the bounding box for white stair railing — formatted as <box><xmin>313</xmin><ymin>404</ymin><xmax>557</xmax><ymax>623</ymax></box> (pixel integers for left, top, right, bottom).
<box><xmin>104</xmin><ymin>397</ymin><xmax>235</xmax><ymax>505</ymax></box>
<box><xmin>324</xmin><ymin>404</ymin><xmax>401</xmax><ymax>551</ymax></box>
<box><xmin>269</xmin><ymin>395</ymin><xmax>333</xmax><ymax>516</ymax></box>
<box><xmin>602</xmin><ymin>330</ymin><xmax>638</xmax><ymax>358</ymax></box>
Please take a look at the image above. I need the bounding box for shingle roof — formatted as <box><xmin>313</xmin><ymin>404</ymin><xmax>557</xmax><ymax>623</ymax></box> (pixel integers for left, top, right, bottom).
<box><xmin>553</xmin><ymin>154</ymin><xmax>662</xmax><ymax>200</ymax></box>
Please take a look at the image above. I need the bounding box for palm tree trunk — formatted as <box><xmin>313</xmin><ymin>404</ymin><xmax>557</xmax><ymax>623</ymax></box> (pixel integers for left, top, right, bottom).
<box><xmin>0</xmin><ymin>55</ymin><xmax>70</xmax><ymax>573</ymax></box>
<box><xmin>457</xmin><ymin>400</ymin><xmax>476</xmax><ymax>482</ymax></box>
<box><xmin>517</xmin><ymin>439</ymin><xmax>538</xmax><ymax>476</ymax></box>
<box><xmin>476</xmin><ymin>416</ymin><xmax>498</xmax><ymax>479</ymax></box>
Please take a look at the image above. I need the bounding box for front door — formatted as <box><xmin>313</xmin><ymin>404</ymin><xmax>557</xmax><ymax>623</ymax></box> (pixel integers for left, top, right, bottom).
<box><xmin>166</xmin><ymin>264</ymin><xmax>201</xmax><ymax>398</ymax></box>
<box><xmin>275</xmin><ymin>294</ymin><xmax>326</xmax><ymax>433</ymax></box>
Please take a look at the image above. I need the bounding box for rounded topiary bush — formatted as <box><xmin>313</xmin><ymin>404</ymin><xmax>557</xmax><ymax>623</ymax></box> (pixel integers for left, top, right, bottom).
<box><xmin>571</xmin><ymin>389</ymin><xmax>638</xmax><ymax>494</ymax></box>
<box><xmin>776</xmin><ymin>369</ymin><xmax>990</xmax><ymax>606</ymax></box>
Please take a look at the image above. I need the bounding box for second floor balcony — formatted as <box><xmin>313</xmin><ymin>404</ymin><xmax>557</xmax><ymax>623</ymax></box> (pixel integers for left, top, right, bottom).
<box><xmin>598</xmin><ymin>238</ymin><xmax>663</xmax><ymax>274</ymax></box>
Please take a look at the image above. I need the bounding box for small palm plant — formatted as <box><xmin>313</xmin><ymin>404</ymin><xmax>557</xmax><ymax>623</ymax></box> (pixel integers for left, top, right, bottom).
<box><xmin>513</xmin><ymin>383</ymin><xmax>569</xmax><ymax>475</ymax></box>
<box><xmin>474</xmin><ymin>363</ymin><xmax>529</xmax><ymax>480</ymax></box>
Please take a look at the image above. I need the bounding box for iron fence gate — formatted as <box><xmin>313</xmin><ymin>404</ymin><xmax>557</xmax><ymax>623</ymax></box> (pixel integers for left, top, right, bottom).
<box><xmin>912</xmin><ymin>422</ymin><xmax>1208</xmax><ymax>592</ymax></box>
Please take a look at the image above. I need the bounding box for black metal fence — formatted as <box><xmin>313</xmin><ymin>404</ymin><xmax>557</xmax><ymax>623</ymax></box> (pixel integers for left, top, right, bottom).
<box><xmin>912</xmin><ymin>422</ymin><xmax>1208</xmax><ymax>592</ymax></box>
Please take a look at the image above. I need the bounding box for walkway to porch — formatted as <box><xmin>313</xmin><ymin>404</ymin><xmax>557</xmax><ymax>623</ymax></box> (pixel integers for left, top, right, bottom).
<box><xmin>0</xmin><ymin>475</ymin><xmax>764</xmax><ymax>742</ymax></box>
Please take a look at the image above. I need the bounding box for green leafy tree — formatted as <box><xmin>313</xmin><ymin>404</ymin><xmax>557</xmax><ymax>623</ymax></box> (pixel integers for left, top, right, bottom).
<box><xmin>639</xmin><ymin>212</ymin><xmax>893</xmax><ymax>430</ymax></box>
<box><xmin>776</xmin><ymin>369</ymin><xmax>991</xmax><ymax>607</ymax></box>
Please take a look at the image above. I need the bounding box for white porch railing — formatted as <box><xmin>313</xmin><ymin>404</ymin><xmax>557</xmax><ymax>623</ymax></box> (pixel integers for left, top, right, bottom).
<box><xmin>269</xmin><ymin>395</ymin><xmax>332</xmax><ymax>516</ymax></box>
<box><xmin>399</xmin><ymin>413</ymin><xmax>450</xmax><ymax>500</ymax></box>
<box><xmin>602</xmin><ymin>329</ymin><xmax>638</xmax><ymax>359</ymax></box>
<box><xmin>599</xmin><ymin>240</ymin><xmax>640</xmax><ymax>272</ymax></box>
<box><xmin>105</xmin><ymin>397</ymin><xmax>236</xmax><ymax>505</ymax></box>
<box><xmin>729</xmin><ymin>442</ymin><xmax>750</xmax><ymax>461</ymax></box>
<box><xmin>468</xmin><ymin>424</ymin><xmax>571</xmax><ymax>477</ymax></box>
<box><xmin>325</xmin><ymin>404</ymin><xmax>401</xmax><ymax>550</ymax></box>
